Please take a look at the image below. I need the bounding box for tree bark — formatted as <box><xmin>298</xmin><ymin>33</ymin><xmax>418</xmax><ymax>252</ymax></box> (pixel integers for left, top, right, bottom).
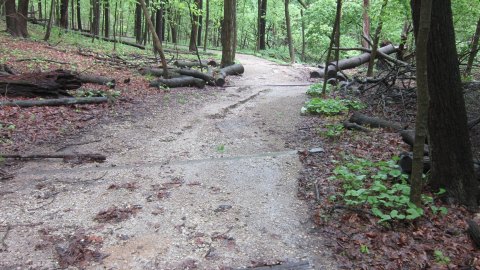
<box><xmin>366</xmin><ymin>0</ymin><xmax>388</xmax><ymax>77</ymax></box>
<box><xmin>155</xmin><ymin>4</ymin><xmax>164</xmax><ymax>41</ymax></box>
<box><xmin>412</xmin><ymin>0</ymin><xmax>478</xmax><ymax>208</ymax></box>
<box><xmin>5</xmin><ymin>0</ymin><xmax>22</xmax><ymax>37</ymax></box>
<box><xmin>410</xmin><ymin>0</ymin><xmax>432</xmax><ymax>206</ymax></box>
<box><xmin>104</xmin><ymin>0</ymin><xmax>110</xmax><ymax>37</ymax></box>
<box><xmin>189</xmin><ymin>0</ymin><xmax>200</xmax><ymax>51</ymax></box>
<box><xmin>349</xmin><ymin>112</ymin><xmax>402</xmax><ymax>131</ymax></box>
<box><xmin>258</xmin><ymin>0</ymin><xmax>267</xmax><ymax>50</ymax></box>
<box><xmin>91</xmin><ymin>0</ymin><xmax>100</xmax><ymax>36</ymax></box>
<box><xmin>197</xmin><ymin>0</ymin><xmax>203</xmax><ymax>46</ymax></box>
<box><xmin>203</xmin><ymin>0</ymin><xmax>209</xmax><ymax>51</ymax></box>
<box><xmin>300</xmin><ymin>9</ymin><xmax>306</xmax><ymax>61</ymax></box>
<box><xmin>465</xmin><ymin>17</ymin><xmax>480</xmax><ymax>76</ymax></box>
<box><xmin>44</xmin><ymin>0</ymin><xmax>54</xmax><ymax>40</ymax></box>
<box><xmin>0</xmin><ymin>70</ymin><xmax>81</xmax><ymax>97</ymax></box>
<box><xmin>150</xmin><ymin>76</ymin><xmax>206</xmax><ymax>88</ymax></box>
<box><xmin>59</xmin><ymin>0</ymin><xmax>68</xmax><ymax>28</ymax></box>
<box><xmin>76</xmin><ymin>0</ymin><xmax>82</xmax><ymax>30</ymax></box>
<box><xmin>138</xmin><ymin>0</ymin><xmax>168</xmax><ymax>78</ymax></box>
<box><xmin>284</xmin><ymin>0</ymin><xmax>294</xmax><ymax>63</ymax></box>
<box><xmin>135</xmin><ymin>1</ymin><xmax>142</xmax><ymax>43</ymax></box>
<box><xmin>221</xmin><ymin>0</ymin><xmax>236</xmax><ymax>67</ymax></box>
<box><xmin>321</xmin><ymin>0</ymin><xmax>341</xmax><ymax>96</ymax></box>
<box><xmin>0</xmin><ymin>97</ymin><xmax>109</xmax><ymax>107</ymax></box>
<box><xmin>362</xmin><ymin>0</ymin><xmax>370</xmax><ymax>49</ymax></box>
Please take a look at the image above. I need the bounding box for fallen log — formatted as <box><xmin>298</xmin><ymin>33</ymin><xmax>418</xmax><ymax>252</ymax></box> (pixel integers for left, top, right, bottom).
<box><xmin>468</xmin><ymin>116</ymin><xmax>480</xmax><ymax>129</ymax></box>
<box><xmin>221</xmin><ymin>64</ymin><xmax>245</xmax><ymax>76</ymax></box>
<box><xmin>214</xmin><ymin>70</ymin><xmax>226</xmax><ymax>87</ymax></box>
<box><xmin>77</xmin><ymin>74</ymin><xmax>116</xmax><ymax>88</ymax></box>
<box><xmin>173</xmin><ymin>59</ymin><xmax>217</xmax><ymax>68</ymax></box>
<box><xmin>0</xmin><ymin>153</ymin><xmax>106</xmax><ymax>163</ymax></box>
<box><xmin>398</xmin><ymin>152</ymin><xmax>431</xmax><ymax>174</ymax></box>
<box><xmin>0</xmin><ymin>64</ymin><xmax>15</xmax><ymax>76</ymax></box>
<box><xmin>176</xmin><ymin>69</ymin><xmax>215</xmax><ymax>86</ymax></box>
<box><xmin>342</xmin><ymin>121</ymin><xmax>371</xmax><ymax>132</ymax></box>
<box><xmin>0</xmin><ymin>70</ymin><xmax>81</xmax><ymax>97</ymax></box>
<box><xmin>310</xmin><ymin>44</ymin><xmax>397</xmax><ymax>79</ymax></box>
<box><xmin>79</xmin><ymin>32</ymin><xmax>145</xmax><ymax>50</ymax></box>
<box><xmin>150</xmin><ymin>76</ymin><xmax>206</xmax><ymax>89</ymax></box>
<box><xmin>467</xmin><ymin>219</ymin><xmax>480</xmax><ymax>249</ymax></box>
<box><xmin>0</xmin><ymin>97</ymin><xmax>108</xmax><ymax>107</ymax></box>
<box><xmin>138</xmin><ymin>67</ymin><xmax>181</xmax><ymax>78</ymax></box>
<box><xmin>400</xmin><ymin>129</ymin><xmax>429</xmax><ymax>154</ymax></box>
<box><xmin>349</xmin><ymin>112</ymin><xmax>403</xmax><ymax>131</ymax></box>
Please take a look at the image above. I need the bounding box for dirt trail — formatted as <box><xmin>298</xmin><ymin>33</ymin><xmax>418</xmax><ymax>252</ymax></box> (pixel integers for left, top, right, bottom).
<box><xmin>0</xmin><ymin>55</ymin><xmax>335</xmax><ymax>269</ymax></box>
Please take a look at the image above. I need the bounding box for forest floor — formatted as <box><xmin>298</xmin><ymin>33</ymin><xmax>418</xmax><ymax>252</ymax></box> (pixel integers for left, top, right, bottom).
<box><xmin>2</xmin><ymin>24</ymin><xmax>480</xmax><ymax>269</ymax></box>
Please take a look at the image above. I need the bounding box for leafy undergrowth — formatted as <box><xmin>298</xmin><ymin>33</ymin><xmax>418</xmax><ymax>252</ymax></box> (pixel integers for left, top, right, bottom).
<box><xmin>0</xmin><ymin>24</ymin><xmax>220</xmax><ymax>153</ymax></box>
<box><xmin>295</xmin><ymin>109</ymin><xmax>480</xmax><ymax>268</ymax></box>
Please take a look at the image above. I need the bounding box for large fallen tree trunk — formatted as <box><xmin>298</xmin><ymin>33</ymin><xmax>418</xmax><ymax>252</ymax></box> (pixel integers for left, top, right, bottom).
<box><xmin>77</xmin><ymin>74</ymin><xmax>116</xmax><ymax>88</ymax></box>
<box><xmin>349</xmin><ymin>112</ymin><xmax>403</xmax><ymax>131</ymax></box>
<box><xmin>213</xmin><ymin>64</ymin><xmax>245</xmax><ymax>87</ymax></box>
<box><xmin>150</xmin><ymin>76</ymin><xmax>206</xmax><ymax>89</ymax></box>
<box><xmin>400</xmin><ymin>129</ymin><xmax>429</xmax><ymax>154</ymax></box>
<box><xmin>173</xmin><ymin>60</ymin><xmax>218</xmax><ymax>68</ymax></box>
<box><xmin>177</xmin><ymin>69</ymin><xmax>215</xmax><ymax>86</ymax></box>
<box><xmin>0</xmin><ymin>97</ymin><xmax>108</xmax><ymax>107</ymax></box>
<box><xmin>79</xmin><ymin>32</ymin><xmax>145</xmax><ymax>50</ymax></box>
<box><xmin>310</xmin><ymin>44</ymin><xmax>397</xmax><ymax>79</ymax></box>
<box><xmin>0</xmin><ymin>70</ymin><xmax>81</xmax><ymax>97</ymax></box>
<box><xmin>138</xmin><ymin>67</ymin><xmax>181</xmax><ymax>78</ymax></box>
<box><xmin>0</xmin><ymin>153</ymin><xmax>106</xmax><ymax>163</ymax></box>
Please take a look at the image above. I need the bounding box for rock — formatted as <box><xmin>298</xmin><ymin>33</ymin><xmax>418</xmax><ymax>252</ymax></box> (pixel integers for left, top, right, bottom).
<box><xmin>214</xmin><ymin>205</ymin><xmax>232</xmax><ymax>213</ymax></box>
<box><xmin>308</xmin><ymin>147</ymin><xmax>325</xmax><ymax>154</ymax></box>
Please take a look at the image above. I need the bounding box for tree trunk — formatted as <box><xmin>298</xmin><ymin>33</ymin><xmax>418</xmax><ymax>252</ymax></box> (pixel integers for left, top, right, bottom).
<box><xmin>412</xmin><ymin>0</ymin><xmax>478</xmax><ymax>208</ymax></box>
<box><xmin>465</xmin><ymin>17</ymin><xmax>480</xmax><ymax>76</ymax></box>
<box><xmin>91</xmin><ymin>0</ymin><xmax>100</xmax><ymax>36</ymax></box>
<box><xmin>410</xmin><ymin>0</ymin><xmax>432</xmax><ymax>206</ymax></box>
<box><xmin>37</xmin><ymin>0</ymin><xmax>42</xmax><ymax>19</ymax></box>
<box><xmin>138</xmin><ymin>0</ymin><xmax>168</xmax><ymax>78</ymax></box>
<box><xmin>0</xmin><ymin>97</ymin><xmax>108</xmax><ymax>107</ymax></box>
<box><xmin>70</xmin><ymin>0</ymin><xmax>74</xmax><ymax>29</ymax></box>
<box><xmin>197</xmin><ymin>0</ymin><xmax>203</xmax><ymax>46</ymax></box>
<box><xmin>321</xmin><ymin>0</ymin><xmax>341</xmax><ymax>96</ymax></box>
<box><xmin>104</xmin><ymin>0</ymin><xmax>109</xmax><ymax>37</ymax></box>
<box><xmin>362</xmin><ymin>0</ymin><xmax>370</xmax><ymax>49</ymax></box>
<box><xmin>284</xmin><ymin>0</ymin><xmax>294</xmax><ymax>63</ymax></box>
<box><xmin>0</xmin><ymin>70</ymin><xmax>81</xmax><ymax>97</ymax></box>
<box><xmin>76</xmin><ymin>0</ymin><xmax>82</xmax><ymax>30</ymax></box>
<box><xmin>150</xmin><ymin>76</ymin><xmax>205</xmax><ymax>88</ymax></box>
<box><xmin>189</xmin><ymin>0</ymin><xmax>200</xmax><ymax>51</ymax></box>
<box><xmin>155</xmin><ymin>4</ymin><xmax>163</xmax><ymax>41</ymax></box>
<box><xmin>366</xmin><ymin>0</ymin><xmax>388</xmax><ymax>77</ymax></box>
<box><xmin>221</xmin><ymin>0</ymin><xmax>236</xmax><ymax>67</ymax></box>
<box><xmin>300</xmin><ymin>9</ymin><xmax>306</xmax><ymax>61</ymax></box>
<box><xmin>135</xmin><ymin>2</ymin><xmax>142</xmax><ymax>43</ymax></box>
<box><xmin>59</xmin><ymin>0</ymin><xmax>68</xmax><ymax>28</ymax></box>
<box><xmin>203</xmin><ymin>0</ymin><xmax>209</xmax><ymax>51</ymax></box>
<box><xmin>5</xmin><ymin>0</ymin><xmax>21</xmax><ymax>37</ymax></box>
<box><xmin>258</xmin><ymin>0</ymin><xmax>267</xmax><ymax>50</ymax></box>
<box><xmin>44</xmin><ymin>0</ymin><xmax>55</xmax><ymax>40</ymax></box>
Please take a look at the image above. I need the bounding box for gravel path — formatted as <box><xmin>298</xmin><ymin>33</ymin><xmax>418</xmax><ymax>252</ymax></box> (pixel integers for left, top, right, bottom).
<box><xmin>0</xmin><ymin>54</ymin><xmax>336</xmax><ymax>269</ymax></box>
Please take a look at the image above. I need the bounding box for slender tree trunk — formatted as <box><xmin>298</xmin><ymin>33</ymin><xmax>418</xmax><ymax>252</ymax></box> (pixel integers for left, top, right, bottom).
<box><xmin>59</xmin><ymin>0</ymin><xmax>68</xmax><ymax>28</ymax></box>
<box><xmin>16</xmin><ymin>0</ymin><xmax>29</xmax><ymax>37</ymax></box>
<box><xmin>203</xmin><ymin>0</ymin><xmax>209</xmax><ymax>51</ymax></box>
<box><xmin>138</xmin><ymin>0</ymin><xmax>168</xmax><ymax>78</ymax></box>
<box><xmin>44</xmin><ymin>0</ymin><xmax>55</xmax><ymax>40</ymax></box>
<box><xmin>366</xmin><ymin>0</ymin><xmax>388</xmax><ymax>77</ymax></box>
<box><xmin>91</xmin><ymin>0</ymin><xmax>100</xmax><ymax>35</ymax></box>
<box><xmin>155</xmin><ymin>4</ymin><xmax>163</xmax><ymax>41</ymax></box>
<box><xmin>322</xmin><ymin>0</ymin><xmax>341</xmax><ymax>96</ymax></box>
<box><xmin>113</xmin><ymin>0</ymin><xmax>117</xmax><ymax>50</ymax></box>
<box><xmin>37</xmin><ymin>0</ymin><xmax>42</xmax><ymax>19</ymax></box>
<box><xmin>412</xmin><ymin>0</ymin><xmax>478</xmax><ymax>208</ymax></box>
<box><xmin>221</xmin><ymin>0</ymin><xmax>236</xmax><ymax>67</ymax></box>
<box><xmin>5</xmin><ymin>0</ymin><xmax>21</xmax><ymax>37</ymax></box>
<box><xmin>259</xmin><ymin>0</ymin><xmax>267</xmax><ymax>50</ymax></box>
<box><xmin>362</xmin><ymin>0</ymin><xmax>370</xmax><ymax>48</ymax></box>
<box><xmin>70</xmin><ymin>0</ymin><xmax>74</xmax><ymax>28</ymax></box>
<box><xmin>76</xmin><ymin>0</ymin><xmax>82</xmax><ymax>30</ymax></box>
<box><xmin>197</xmin><ymin>0</ymin><xmax>203</xmax><ymax>46</ymax></box>
<box><xmin>465</xmin><ymin>17</ymin><xmax>480</xmax><ymax>76</ymax></box>
<box><xmin>284</xmin><ymin>0</ymin><xmax>294</xmax><ymax>63</ymax></box>
<box><xmin>410</xmin><ymin>0</ymin><xmax>432</xmax><ymax>206</ymax></box>
<box><xmin>301</xmin><ymin>9</ymin><xmax>305</xmax><ymax>61</ymax></box>
<box><xmin>135</xmin><ymin>2</ymin><xmax>142</xmax><ymax>43</ymax></box>
<box><xmin>189</xmin><ymin>0</ymin><xmax>200</xmax><ymax>51</ymax></box>
<box><xmin>104</xmin><ymin>0</ymin><xmax>109</xmax><ymax>37</ymax></box>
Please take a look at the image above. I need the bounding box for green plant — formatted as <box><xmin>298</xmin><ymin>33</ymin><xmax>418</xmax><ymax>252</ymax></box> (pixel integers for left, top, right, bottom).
<box><xmin>331</xmin><ymin>156</ymin><xmax>435</xmax><ymax>223</ymax></box>
<box><xmin>306</xmin><ymin>83</ymin><xmax>333</xmax><ymax>97</ymax></box>
<box><xmin>360</xmin><ymin>244</ymin><xmax>370</xmax><ymax>254</ymax></box>
<box><xmin>322</xmin><ymin>124</ymin><xmax>344</xmax><ymax>138</ymax></box>
<box><xmin>433</xmin><ymin>250</ymin><xmax>451</xmax><ymax>265</ymax></box>
<box><xmin>302</xmin><ymin>98</ymin><xmax>365</xmax><ymax>115</ymax></box>
<box><xmin>216</xmin><ymin>144</ymin><xmax>225</xmax><ymax>153</ymax></box>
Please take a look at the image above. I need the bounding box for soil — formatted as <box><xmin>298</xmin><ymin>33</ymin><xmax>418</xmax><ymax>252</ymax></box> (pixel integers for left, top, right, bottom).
<box><xmin>0</xmin><ymin>54</ymin><xmax>337</xmax><ymax>269</ymax></box>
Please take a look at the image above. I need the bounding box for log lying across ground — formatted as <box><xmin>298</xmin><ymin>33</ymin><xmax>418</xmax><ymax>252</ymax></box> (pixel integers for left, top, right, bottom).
<box><xmin>79</xmin><ymin>32</ymin><xmax>146</xmax><ymax>50</ymax></box>
<box><xmin>349</xmin><ymin>112</ymin><xmax>403</xmax><ymax>131</ymax></box>
<box><xmin>310</xmin><ymin>44</ymin><xmax>397</xmax><ymax>79</ymax></box>
<box><xmin>0</xmin><ymin>97</ymin><xmax>108</xmax><ymax>107</ymax></box>
<box><xmin>143</xmin><ymin>63</ymin><xmax>245</xmax><ymax>88</ymax></box>
<box><xmin>0</xmin><ymin>153</ymin><xmax>106</xmax><ymax>163</ymax></box>
<box><xmin>0</xmin><ymin>70</ymin><xmax>80</xmax><ymax>97</ymax></box>
<box><xmin>77</xmin><ymin>74</ymin><xmax>116</xmax><ymax>88</ymax></box>
<box><xmin>150</xmin><ymin>76</ymin><xmax>206</xmax><ymax>89</ymax></box>
<box><xmin>173</xmin><ymin>60</ymin><xmax>218</xmax><ymax>68</ymax></box>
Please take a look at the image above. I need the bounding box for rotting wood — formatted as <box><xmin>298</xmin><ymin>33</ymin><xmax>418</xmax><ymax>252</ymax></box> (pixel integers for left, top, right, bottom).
<box><xmin>149</xmin><ymin>76</ymin><xmax>206</xmax><ymax>89</ymax></box>
<box><xmin>0</xmin><ymin>97</ymin><xmax>109</xmax><ymax>107</ymax></box>
<box><xmin>0</xmin><ymin>70</ymin><xmax>81</xmax><ymax>97</ymax></box>
<box><xmin>0</xmin><ymin>153</ymin><xmax>106</xmax><ymax>163</ymax></box>
<box><xmin>349</xmin><ymin>112</ymin><xmax>403</xmax><ymax>131</ymax></box>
